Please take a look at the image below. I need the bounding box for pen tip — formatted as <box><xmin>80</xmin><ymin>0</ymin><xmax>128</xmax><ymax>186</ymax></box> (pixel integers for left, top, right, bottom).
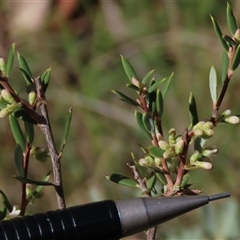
<box><xmin>209</xmin><ymin>192</ymin><xmax>230</xmax><ymax>201</ymax></box>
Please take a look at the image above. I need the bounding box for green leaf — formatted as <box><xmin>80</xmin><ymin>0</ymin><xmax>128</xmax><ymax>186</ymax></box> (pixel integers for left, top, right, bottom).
<box><xmin>112</xmin><ymin>90</ymin><xmax>139</xmax><ymax>107</ymax></box>
<box><xmin>189</xmin><ymin>92</ymin><xmax>199</xmax><ymax>128</ymax></box>
<box><xmin>24</xmin><ymin>121</ymin><xmax>34</xmax><ymax>144</ymax></box>
<box><xmin>126</xmin><ymin>83</ymin><xmax>139</xmax><ymax>91</ymax></box>
<box><xmin>142</xmin><ymin>112</ymin><xmax>154</xmax><ymax>133</ymax></box>
<box><xmin>121</xmin><ymin>55</ymin><xmax>138</xmax><ymax>82</ymax></box>
<box><xmin>148</xmin><ymin>146</ymin><xmax>164</xmax><ymax>158</ymax></box>
<box><xmin>231</xmin><ymin>44</ymin><xmax>240</xmax><ymax>70</ymax></box>
<box><xmin>105</xmin><ymin>173</ymin><xmax>139</xmax><ymax>188</ymax></box>
<box><xmin>59</xmin><ymin>107</ymin><xmax>72</xmax><ymax>156</ymax></box>
<box><xmin>148</xmin><ymin>79</ymin><xmax>162</xmax><ymax>93</ymax></box>
<box><xmin>147</xmin><ymin>174</ymin><xmax>156</xmax><ymax>190</ymax></box>
<box><xmin>32</xmin><ymin>172</ymin><xmax>51</xmax><ymax>198</ymax></box>
<box><xmin>226</xmin><ymin>3</ymin><xmax>238</xmax><ymax>36</ymax></box>
<box><xmin>155</xmin><ymin>171</ymin><xmax>167</xmax><ymax>185</ymax></box>
<box><xmin>135</xmin><ymin>111</ymin><xmax>152</xmax><ymax>140</ymax></box>
<box><xmin>209</xmin><ymin>66</ymin><xmax>218</xmax><ymax>104</ymax></box>
<box><xmin>13</xmin><ymin>109</ymin><xmax>37</xmax><ymax>124</ymax></box>
<box><xmin>162</xmin><ymin>72</ymin><xmax>174</xmax><ymax>97</ymax></box>
<box><xmin>17</xmin><ymin>53</ymin><xmax>33</xmax><ymax>85</ymax></box>
<box><xmin>194</xmin><ymin>137</ymin><xmax>206</xmax><ymax>151</ymax></box>
<box><xmin>13</xmin><ymin>175</ymin><xmax>55</xmax><ymax>186</ymax></box>
<box><xmin>6</xmin><ymin>43</ymin><xmax>15</xmax><ymax>76</ymax></box>
<box><xmin>14</xmin><ymin>145</ymin><xmax>24</xmax><ymax>177</ymax></box>
<box><xmin>222</xmin><ymin>51</ymin><xmax>229</xmax><ymax>83</ymax></box>
<box><xmin>0</xmin><ymin>206</ymin><xmax>7</xmax><ymax>221</ymax></box>
<box><xmin>210</xmin><ymin>15</ymin><xmax>228</xmax><ymax>52</ymax></box>
<box><xmin>222</xmin><ymin>35</ymin><xmax>236</xmax><ymax>46</ymax></box>
<box><xmin>9</xmin><ymin>115</ymin><xmax>25</xmax><ymax>152</ymax></box>
<box><xmin>142</xmin><ymin>69</ymin><xmax>154</xmax><ymax>85</ymax></box>
<box><xmin>131</xmin><ymin>152</ymin><xmax>148</xmax><ymax>178</ymax></box>
<box><xmin>180</xmin><ymin>173</ymin><xmax>190</xmax><ymax>188</ymax></box>
<box><xmin>0</xmin><ymin>190</ymin><xmax>13</xmax><ymax>212</ymax></box>
<box><xmin>156</xmin><ymin>89</ymin><xmax>163</xmax><ymax>118</ymax></box>
<box><xmin>40</xmin><ymin>68</ymin><xmax>51</xmax><ymax>93</ymax></box>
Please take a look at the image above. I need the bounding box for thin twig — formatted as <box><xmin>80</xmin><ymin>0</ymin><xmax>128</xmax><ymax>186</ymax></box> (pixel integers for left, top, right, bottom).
<box><xmin>34</xmin><ymin>77</ymin><xmax>66</xmax><ymax>209</ymax></box>
<box><xmin>127</xmin><ymin>163</ymin><xmax>157</xmax><ymax>240</ymax></box>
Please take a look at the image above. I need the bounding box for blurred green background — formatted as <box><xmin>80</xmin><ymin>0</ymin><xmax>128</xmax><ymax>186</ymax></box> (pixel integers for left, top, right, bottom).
<box><xmin>0</xmin><ymin>1</ymin><xmax>239</xmax><ymax>239</ymax></box>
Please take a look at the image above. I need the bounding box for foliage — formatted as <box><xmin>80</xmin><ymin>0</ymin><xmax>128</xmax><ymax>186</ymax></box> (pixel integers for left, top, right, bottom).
<box><xmin>0</xmin><ymin>2</ymin><xmax>239</xmax><ymax>240</ymax></box>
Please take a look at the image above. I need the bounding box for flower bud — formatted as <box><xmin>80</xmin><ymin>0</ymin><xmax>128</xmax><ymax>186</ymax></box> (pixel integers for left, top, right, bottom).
<box><xmin>195</xmin><ymin>161</ymin><xmax>212</xmax><ymax>170</ymax></box>
<box><xmin>168</xmin><ymin>128</ymin><xmax>176</xmax><ymax>144</ymax></box>
<box><xmin>0</xmin><ymin>58</ymin><xmax>5</xmax><ymax>74</ymax></box>
<box><xmin>158</xmin><ymin>140</ymin><xmax>170</xmax><ymax>151</ymax></box>
<box><xmin>28</xmin><ymin>91</ymin><xmax>37</xmax><ymax>105</ymax></box>
<box><xmin>202</xmin><ymin>148</ymin><xmax>218</xmax><ymax>158</ymax></box>
<box><xmin>224</xmin><ymin>116</ymin><xmax>240</xmax><ymax>124</ymax></box>
<box><xmin>1</xmin><ymin>89</ymin><xmax>16</xmax><ymax>104</ymax></box>
<box><xmin>174</xmin><ymin>138</ymin><xmax>184</xmax><ymax>154</ymax></box>
<box><xmin>222</xmin><ymin>109</ymin><xmax>231</xmax><ymax>117</ymax></box>
<box><xmin>190</xmin><ymin>150</ymin><xmax>201</xmax><ymax>163</ymax></box>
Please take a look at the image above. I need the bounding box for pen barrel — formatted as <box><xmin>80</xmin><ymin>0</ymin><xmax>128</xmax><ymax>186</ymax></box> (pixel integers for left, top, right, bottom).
<box><xmin>0</xmin><ymin>200</ymin><xmax>122</xmax><ymax>240</ymax></box>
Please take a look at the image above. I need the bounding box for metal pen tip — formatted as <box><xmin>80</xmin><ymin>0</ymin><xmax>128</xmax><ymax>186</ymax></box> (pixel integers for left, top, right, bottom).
<box><xmin>208</xmin><ymin>192</ymin><xmax>230</xmax><ymax>201</ymax></box>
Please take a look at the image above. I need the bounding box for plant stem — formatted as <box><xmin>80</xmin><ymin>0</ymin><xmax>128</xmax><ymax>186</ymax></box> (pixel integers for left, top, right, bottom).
<box><xmin>34</xmin><ymin>77</ymin><xmax>66</xmax><ymax>209</ymax></box>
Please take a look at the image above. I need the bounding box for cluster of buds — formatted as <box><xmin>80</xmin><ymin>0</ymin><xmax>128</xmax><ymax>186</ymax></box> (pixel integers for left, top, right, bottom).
<box><xmin>192</xmin><ymin>121</ymin><xmax>214</xmax><ymax>139</ymax></box>
<box><xmin>185</xmin><ymin>147</ymin><xmax>218</xmax><ymax>170</ymax></box>
<box><xmin>0</xmin><ymin>90</ymin><xmax>22</xmax><ymax>118</ymax></box>
<box><xmin>158</xmin><ymin>128</ymin><xmax>184</xmax><ymax>159</ymax></box>
<box><xmin>138</xmin><ymin>155</ymin><xmax>162</xmax><ymax>169</ymax></box>
<box><xmin>221</xmin><ymin>109</ymin><xmax>239</xmax><ymax>124</ymax></box>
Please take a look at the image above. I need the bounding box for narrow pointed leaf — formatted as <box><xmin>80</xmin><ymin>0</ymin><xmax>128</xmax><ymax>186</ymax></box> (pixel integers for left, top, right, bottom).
<box><xmin>59</xmin><ymin>107</ymin><xmax>72</xmax><ymax>156</ymax></box>
<box><xmin>13</xmin><ymin>109</ymin><xmax>37</xmax><ymax>124</ymax></box>
<box><xmin>105</xmin><ymin>173</ymin><xmax>139</xmax><ymax>188</ymax></box>
<box><xmin>6</xmin><ymin>43</ymin><xmax>15</xmax><ymax>76</ymax></box>
<box><xmin>222</xmin><ymin>51</ymin><xmax>229</xmax><ymax>83</ymax></box>
<box><xmin>18</xmin><ymin>68</ymin><xmax>32</xmax><ymax>85</ymax></box>
<box><xmin>0</xmin><ymin>190</ymin><xmax>13</xmax><ymax>212</ymax></box>
<box><xmin>156</xmin><ymin>89</ymin><xmax>164</xmax><ymax>117</ymax></box>
<box><xmin>0</xmin><ymin>207</ymin><xmax>7</xmax><ymax>220</ymax></box>
<box><xmin>194</xmin><ymin>137</ymin><xmax>206</xmax><ymax>151</ymax></box>
<box><xmin>33</xmin><ymin>172</ymin><xmax>51</xmax><ymax>198</ymax></box>
<box><xmin>135</xmin><ymin>111</ymin><xmax>152</xmax><ymax>140</ymax></box>
<box><xmin>14</xmin><ymin>145</ymin><xmax>24</xmax><ymax>177</ymax></box>
<box><xmin>231</xmin><ymin>44</ymin><xmax>240</xmax><ymax>70</ymax></box>
<box><xmin>180</xmin><ymin>173</ymin><xmax>190</xmax><ymax>188</ymax></box>
<box><xmin>142</xmin><ymin>69</ymin><xmax>154</xmax><ymax>85</ymax></box>
<box><xmin>209</xmin><ymin>66</ymin><xmax>218</xmax><ymax>104</ymax></box>
<box><xmin>24</xmin><ymin>121</ymin><xmax>34</xmax><ymax>144</ymax></box>
<box><xmin>156</xmin><ymin>171</ymin><xmax>167</xmax><ymax>185</ymax></box>
<box><xmin>148</xmin><ymin>80</ymin><xmax>162</xmax><ymax>93</ymax></box>
<box><xmin>9</xmin><ymin>115</ymin><xmax>25</xmax><ymax>152</ymax></box>
<box><xmin>17</xmin><ymin>53</ymin><xmax>32</xmax><ymax>85</ymax></box>
<box><xmin>131</xmin><ymin>152</ymin><xmax>148</xmax><ymax>177</ymax></box>
<box><xmin>210</xmin><ymin>15</ymin><xmax>228</xmax><ymax>52</ymax></box>
<box><xmin>226</xmin><ymin>3</ymin><xmax>238</xmax><ymax>36</ymax></box>
<box><xmin>148</xmin><ymin>146</ymin><xmax>164</xmax><ymax>158</ymax></box>
<box><xmin>147</xmin><ymin>174</ymin><xmax>156</xmax><ymax>190</ymax></box>
<box><xmin>189</xmin><ymin>92</ymin><xmax>199</xmax><ymax>128</ymax></box>
<box><xmin>126</xmin><ymin>83</ymin><xmax>139</xmax><ymax>91</ymax></box>
<box><xmin>40</xmin><ymin>68</ymin><xmax>51</xmax><ymax>93</ymax></box>
<box><xmin>222</xmin><ymin>35</ymin><xmax>236</xmax><ymax>46</ymax></box>
<box><xmin>13</xmin><ymin>176</ymin><xmax>55</xmax><ymax>186</ymax></box>
<box><xmin>142</xmin><ymin>112</ymin><xmax>154</xmax><ymax>133</ymax></box>
<box><xmin>121</xmin><ymin>55</ymin><xmax>137</xmax><ymax>81</ymax></box>
<box><xmin>162</xmin><ymin>72</ymin><xmax>174</xmax><ymax>97</ymax></box>
<box><xmin>112</xmin><ymin>90</ymin><xmax>139</xmax><ymax>107</ymax></box>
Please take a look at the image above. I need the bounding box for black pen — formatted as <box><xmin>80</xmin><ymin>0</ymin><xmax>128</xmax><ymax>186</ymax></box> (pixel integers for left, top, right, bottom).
<box><xmin>0</xmin><ymin>192</ymin><xmax>230</xmax><ymax>240</ymax></box>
